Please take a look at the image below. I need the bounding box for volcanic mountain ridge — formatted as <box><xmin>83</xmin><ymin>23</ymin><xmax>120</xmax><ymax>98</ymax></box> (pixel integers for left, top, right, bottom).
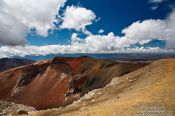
<box><xmin>29</xmin><ymin>58</ymin><xmax>175</xmax><ymax>116</ymax></box>
<box><xmin>0</xmin><ymin>56</ymin><xmax>148</xmax><ymax>110</ymax></box>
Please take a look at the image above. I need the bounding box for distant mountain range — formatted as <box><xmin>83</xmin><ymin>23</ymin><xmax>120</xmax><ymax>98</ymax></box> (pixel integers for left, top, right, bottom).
<box><xmin>0</xmin><ymin>58</ymin><xmax>34</xmax><ymax>72</ymax></box>
<box><xmin>13</xmin><ymin>53</ymin><xmax>175</xmax><ymax>61</ymax></box>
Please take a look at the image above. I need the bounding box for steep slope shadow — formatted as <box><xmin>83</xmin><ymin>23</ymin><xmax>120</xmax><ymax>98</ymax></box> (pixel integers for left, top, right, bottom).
<box><xmin>0</xmin><ymin>56</ymin><xmax>148</xmax><ymax>110</ymax></box>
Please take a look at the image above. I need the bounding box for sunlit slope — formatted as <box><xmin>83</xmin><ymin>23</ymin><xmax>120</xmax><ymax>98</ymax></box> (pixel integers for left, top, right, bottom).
<box><xmin>29</xmin><ymin>59</ymin><xmax>175</xmax><ymax>116</ymax></box>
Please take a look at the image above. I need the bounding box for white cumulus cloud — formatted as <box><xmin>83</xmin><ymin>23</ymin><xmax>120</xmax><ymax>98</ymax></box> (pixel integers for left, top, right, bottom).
<box><xmin>98</xmin><ymin>29</ymin><xmax>104</xmax><ymax>34</ymax></box>
<box><xmin>70</xmin><ymin>8</ymin><xmax>175</xmax><ymax>51</ymax></box>
<box><xmin>122</xmin><ymin>8</ymin><xmax>175</xmax><ymax>48</ymax></box>
<box><xmin>121</xmin><ymin>19</ymin><xmax>167</xmax><ymax>45</ymax></box>
<box><xmin>60</xmin><ymin>6</ymin><xmax>96</xmax><ymax>32</ymax></box>
<box><xmin>0</xmin><ymin>0</ymin><xmax>67</xmax><ymax>45</ymax></box>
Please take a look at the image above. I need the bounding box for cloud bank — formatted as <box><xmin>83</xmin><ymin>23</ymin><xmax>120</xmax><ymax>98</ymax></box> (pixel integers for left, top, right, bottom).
<box><xmin>0</xmin><ymin>1</ymin><xmax>175</xmax><ymax>58</ymax></box>
<box><xmin>0</xmin><ymin>45</ymin><xmax>174</xmax><ymax>58</ymax></box>
<box><xmin>0</xmin><ymin>0</ymin><xmax>66</xmax><ymax>45</ymax></box>
<box><xmin>1</xmin><ymin>8</ymin><xmax>175</xmax><ymax>59</ymax></box>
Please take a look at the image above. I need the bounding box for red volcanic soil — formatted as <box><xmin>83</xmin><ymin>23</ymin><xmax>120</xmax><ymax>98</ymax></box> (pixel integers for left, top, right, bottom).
<box><xmin>0</xmin><ymin>56</ymin><xmax>148</xmax><ymax>110</ymax></box>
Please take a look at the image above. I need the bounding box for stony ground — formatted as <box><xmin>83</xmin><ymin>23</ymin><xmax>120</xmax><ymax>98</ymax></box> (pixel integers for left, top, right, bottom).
<box><xmin>0</xmin><ymin>101</ymin><xmax>36</xmax><ymax>116</ymax></box>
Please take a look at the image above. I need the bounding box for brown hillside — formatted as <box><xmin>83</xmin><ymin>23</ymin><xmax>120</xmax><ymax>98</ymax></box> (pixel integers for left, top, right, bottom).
<box><xmin>29</xmin><ymin>59</ymin><xmax>175</xmax><ymax>116</ymax></box>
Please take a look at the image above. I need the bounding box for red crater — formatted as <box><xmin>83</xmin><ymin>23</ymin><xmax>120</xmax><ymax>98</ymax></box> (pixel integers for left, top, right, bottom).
<box><xmin>0</xmin><ymin>56</ymin><xmax>148</xmax><ymax>110</ymax></box>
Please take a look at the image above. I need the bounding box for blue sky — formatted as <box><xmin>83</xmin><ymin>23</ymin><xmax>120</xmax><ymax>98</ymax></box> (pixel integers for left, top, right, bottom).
<box><xmin>0</xmin><ymin>0</ymin><xmax>175</xmax><ymax>58</ymax></box>
<box><xmin>27</xmin><ymin>0</ymin><xmax>175</xmax><ymax>47</ymax></box>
